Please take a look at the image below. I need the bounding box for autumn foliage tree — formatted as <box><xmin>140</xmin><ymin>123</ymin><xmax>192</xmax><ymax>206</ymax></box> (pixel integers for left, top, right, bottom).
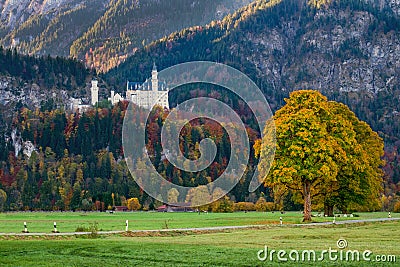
<box><xmin>127</xmin><ymin>198</ymin><xmax>141</xmax><ymax>211</ymax></box>
<box><xmin>0</xmin><ymin>189</ymin><xmax>6</xmax><ymax>211</ymax></box>
<box><xmin>259</xmin><ymin>90</ymin><xmax>384</xmax><ymax>222</ymax></box>
<box><xmin>320</xmin><ymin>101</ymin><xmax>384</xmax><ymax>215</ymax></box>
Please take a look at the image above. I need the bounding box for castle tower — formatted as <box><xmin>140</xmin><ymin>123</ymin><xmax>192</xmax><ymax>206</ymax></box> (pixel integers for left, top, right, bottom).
<box><xmin>91</xmin><ymin>80</ymin><xmax>99</xmax><ymax>106</ymax></box>
<box><xmin>152</xmin><ymin>63</ymin><xmax>158</xmax><ymax>91</ymax></box>
<box><xmin>110</xmin><ymin>90</ymin><xmax>115</xmax><ymax>105</ymax></box>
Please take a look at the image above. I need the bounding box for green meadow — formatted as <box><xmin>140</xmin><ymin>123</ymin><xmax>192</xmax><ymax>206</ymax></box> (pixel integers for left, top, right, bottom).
<box><xmin>0</xmin><ymin>219</ymin><xmax>399</xmax><ymax>266</ymax></box>
<box><xmin>0</xmin><ymin>211</ymin><xmax>397</xmax><ymax>233</ymax></box>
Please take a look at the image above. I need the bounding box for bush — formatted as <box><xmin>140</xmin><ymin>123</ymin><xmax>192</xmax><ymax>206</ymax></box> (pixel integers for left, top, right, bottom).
<box><xmin>394</xmin><ymin>202</ymin><xmax>400</xmax><ymax>213</ymax></box>
<box><xmin>255</xmin><ymin>197</ymin><xmax>276</xmax><ymax>212</ymax></box>
<box><xmin>255</xmin><ymin>197</ymin><xmax>267</xmax><ymax>212</ymax></box>
<box><xmin>75</xmin><ymin>222</ymin><xmax>99</xmax><ymax>238</ymax></box>
<box><xmin>210</xmin><ymin>196</ymin><xmax>234</xmax><ymax>213</ymax></box>
<box><xmin>265</xmin><ymin>202</ymin><xmax>275</xmax><ymax>212</ymax></box>
<box><xmin>233</xmin><ymin>202</ymin><xmax>256</xmax><ymax>211</ymax></box>
<box><xmin>75</xmin><ymin>225</ymin><xmax>87</xmax><ymax>232</ymax></box>
<box><xmin>127</xmin><ymin>198</ymin><xmax>141</xmax><ymax>211</ymax></box>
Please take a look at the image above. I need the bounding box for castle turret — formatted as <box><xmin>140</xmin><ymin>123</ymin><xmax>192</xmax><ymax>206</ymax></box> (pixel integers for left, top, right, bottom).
<box><xmin>91</xmin><ymin>80</ymin><xmax>99</xmax><ymax>106</ymax></box>
<box><xmin>110</xmin><ymin>90</ymin><xmax>115</xmax><ymax>105</ymax></box>
<box><xmin>152</xmin><ymin>63</ymin><xmax>158</xmax><ymax>91</ymax></box>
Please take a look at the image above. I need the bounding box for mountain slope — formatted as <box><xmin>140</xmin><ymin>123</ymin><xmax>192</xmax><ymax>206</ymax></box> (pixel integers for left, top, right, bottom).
<box><xmin>69</xmin><ymin>0</ymin><xmax>254</xmax><ymax>72</ymax></box>
<box><xmin>105</xmin><ymin>0</ymin><xmax>400</xmax><ymax>182</ymax></box>
<box><xmin>0</xmin><ymin>0</ymin><xmax>101</xmax><ymax>34</ymax></box>
<box><xmin>0</xmin><ymin>0</ymin><xmax>109</xmax><ymax>57</ymax></box>
<box><xmin>0</xmin><ymin>0</ymin><xmax>253</xmax><ymax>71</ymax></box>
<box><xmin>0</xmin><ymin>46</ymin><xmax>92</xmax><ymax>118</ymax></box>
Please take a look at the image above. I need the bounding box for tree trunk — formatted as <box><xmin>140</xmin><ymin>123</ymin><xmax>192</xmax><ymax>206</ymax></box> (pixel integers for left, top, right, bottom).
<box><xmin>303</xmin><ymin>180</ymin><xmax>312</xmax><ymax>222</ymax></box>
<box><xmin>341</xmin><ymin>207</ymin><xmax>348</xmax><ymax>215</ymax></box>
<box><xmin>324</xmin><ymin>203</ymin><xmax>334</xmax><ymax>217</ymax></box>
<box><xmin>338</xmin><ymin>201</ymin><xmax>348</xmax><ymax>214</ymax></box>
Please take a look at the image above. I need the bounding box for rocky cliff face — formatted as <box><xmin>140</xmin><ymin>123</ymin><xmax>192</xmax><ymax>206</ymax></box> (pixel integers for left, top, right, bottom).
<box><xmin>226</xmin><ymin>1</ymin><xmax>400</xmax><ymax>142</ymax></box>
<box><xmin>0</xmin><ymin>75</ymin><xmax>71</xmax><ymax>111</ymax></box>
<box><xmin>0</xmin><ymin>0</ymin><xmax>109</xmax><ymax>57</ymax></box>
<box><xmin>244</xmin><ymin>6</ymin><xmax>400</xmax><ymax>96</ymax></box>
<box><xmin>387</xmin><ymin>0</ymin><xmax>400</xmax><ymax>15</ymax></box>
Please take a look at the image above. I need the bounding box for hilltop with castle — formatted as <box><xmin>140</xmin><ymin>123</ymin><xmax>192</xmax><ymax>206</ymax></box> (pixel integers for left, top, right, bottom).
<box><xmin>71</xmin><ymin>64</ymin><xmax>169</xmax><ymax>112</ymax></box>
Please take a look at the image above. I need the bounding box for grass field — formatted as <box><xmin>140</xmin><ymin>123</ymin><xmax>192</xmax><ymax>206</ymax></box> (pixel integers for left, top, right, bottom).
<box><xmin>0</xmin><ymin>220</ymin><xmax>399</xmax><ymax>266</ymax></box>
<box><xmin>0</xmin><ymin>212</ymin><xmax>398</xmax><ymax>266</ymax></box>
<box><xmin>0</xmin><ymin>211</ymin><xmax>397</xmax><ymax>233</ymax></box>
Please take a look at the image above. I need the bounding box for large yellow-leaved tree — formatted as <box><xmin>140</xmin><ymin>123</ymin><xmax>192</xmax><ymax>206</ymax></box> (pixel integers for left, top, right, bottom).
<box><xmin>258</xmin><ymin>90</ymin><xmax>384</xmax><ymax>222</ymax></box>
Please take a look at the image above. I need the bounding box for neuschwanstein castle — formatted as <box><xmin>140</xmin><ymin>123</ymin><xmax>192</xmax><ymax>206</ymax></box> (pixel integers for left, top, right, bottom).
<box><xmin>71</xmin><ymin>64</ymin><xmax>169</xmax><ymax>112</ymax></box>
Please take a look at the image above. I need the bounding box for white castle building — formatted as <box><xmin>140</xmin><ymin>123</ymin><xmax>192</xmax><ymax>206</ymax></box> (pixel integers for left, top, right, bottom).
<box><xmin>108</xmin><ymin>63</ymin><xmax>169</xmax><ymax>109</ymax></box>
<box><xmin>71</xmin><ymin>64</ymin><xmax>168</xmax><ymax>113</ymax></box>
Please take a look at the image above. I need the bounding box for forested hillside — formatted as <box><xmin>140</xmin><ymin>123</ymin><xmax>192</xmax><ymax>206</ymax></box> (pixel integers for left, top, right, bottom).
<box><xmin>0</xmin><ymin>46</ymin><xmax>92</xmax><ymax>115</ymax></box>
<box><xmin>106</xmin><ymin>0</ymin><xmax>400</xmax><ymax>190</ymax></box>
<box><xmin>0</xmin><ymin>0</ymin><xmax>253</xmax><ymax>72</ymax></box>
<box><xmin>0</xmin><ymin>46</ymin><xmax>89</xmax><ymax>89</ymax></box>
<box><xmin>0</xmin><ymin>0</ymin><xmax>109</xmax><ymax>57</ymax></box>
<box><xmin>0</xmin><ymin>98</ymin><xmax>265</xmax><ymax>211</ymax></box>
<box><xmin>70</xmin><ymin>0</ymin><xmax>253</xmax><ymax>72</ymax></box>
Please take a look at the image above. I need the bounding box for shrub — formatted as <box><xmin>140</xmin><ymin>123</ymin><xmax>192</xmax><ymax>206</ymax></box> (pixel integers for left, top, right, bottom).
<box><xmin>75</xmin><ymin>222</ymin><xmax>99</xmax><ymax>238</ymax></box>
<box><xmin>394</xmin><ymin>202</ymin><xmax>400</xmax><ymax>213</ymax></box>
<box><xmin>233</xmin><ymin>202</ymin><xmax>256</xmax><ymax>211</ymax></box>
<box><xmin>210</xmin><ymin>196</ymin><xmax>234</xmax><ymax>213</ymax></box>
<box><xmin>254</xmin><ymin>198</ymin><xmax>276</xmax><ymax>212</ymax></box>
<box><xmin>75</xmin><ymin>225</ymin><xmax>87</xmax><ymax>232</ymax></box>
<box><xmin>255</xmin><ymin>197</ymin><xmax>268</xmax><ymax>212</ymax></box>
<box><xmin>265</xmin><ymin>202</ymin><xmax>275</xmax><ymax>212</ymax></box>
<box><xmin>127</xmin><ymin>198</ymin><xmax>141</xmax><ymax>211</ymax></box>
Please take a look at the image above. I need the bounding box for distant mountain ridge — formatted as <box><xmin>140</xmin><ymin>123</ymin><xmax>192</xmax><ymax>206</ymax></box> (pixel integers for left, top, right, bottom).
<box><xmin>0</xmin><ymin>0</ymin><xmax>109</xmax><ymax>56</ymax></box>
<box><xmin>0</xmin><ymin>0</ymin><xmax>97</xmax><ymax>30</ymax></box>
<box><xmin>70</xmin><ymin>0</ymin><xmax>254</xmax><ymax>71</ymax></box>
<box><xmin>0</xmin><ymin>0</ymin><xmax>253</xmax><ymax>71</ymax></box>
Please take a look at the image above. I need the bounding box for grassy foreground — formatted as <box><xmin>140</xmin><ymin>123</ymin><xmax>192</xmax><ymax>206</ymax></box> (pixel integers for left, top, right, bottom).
<box><xmin>0</xmin><ymin>221</ymin><xmax>399</xmax><ymax>266</ymax></box>
<box><xmin>0</xmin><ymin>211</ymin><xmax>397</xmax><ymax>233</ymax></box>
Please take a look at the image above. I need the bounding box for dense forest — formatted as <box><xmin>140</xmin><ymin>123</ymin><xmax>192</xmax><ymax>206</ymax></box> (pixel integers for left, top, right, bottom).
<box><xmin>0</xmin><ymin>46</ymin><xmax>90</xmax><ymax>91</ymax></box>
<box><xmin>0</xmin><ymin>103</ymin><xmax>130</xmax><ymax>211</ymax></box>
<box><xmin>0</xmin><ymin>82</ymin><xmax>398</xmax><ymax>213</ymax></box>
<box><xmin>0</xmin><ymin>92</ymin><xmax>277</xmax><ymax>211</ymax></box>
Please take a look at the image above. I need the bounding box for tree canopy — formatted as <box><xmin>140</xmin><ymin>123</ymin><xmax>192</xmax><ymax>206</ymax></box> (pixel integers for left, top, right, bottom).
<box><xmin>259</xmin><ymin>90</ymin><xmax>384</xmax><ymax>221</ymax></box>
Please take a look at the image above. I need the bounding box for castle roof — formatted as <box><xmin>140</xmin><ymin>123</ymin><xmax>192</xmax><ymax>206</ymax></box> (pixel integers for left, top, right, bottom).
<box><xmin>127</xmin><ymin>82</ymin><xmax>142</xmax><ymax>91</ymax></box>
<box><xmin>127</xmin><ymin>80</ymin><xmax>168</xmax><ymax>92</ymax></box>
<box><xmin>126</xmin><ymin>64</ymin><xmax>168</xmax><ymax>92</ymax></box>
